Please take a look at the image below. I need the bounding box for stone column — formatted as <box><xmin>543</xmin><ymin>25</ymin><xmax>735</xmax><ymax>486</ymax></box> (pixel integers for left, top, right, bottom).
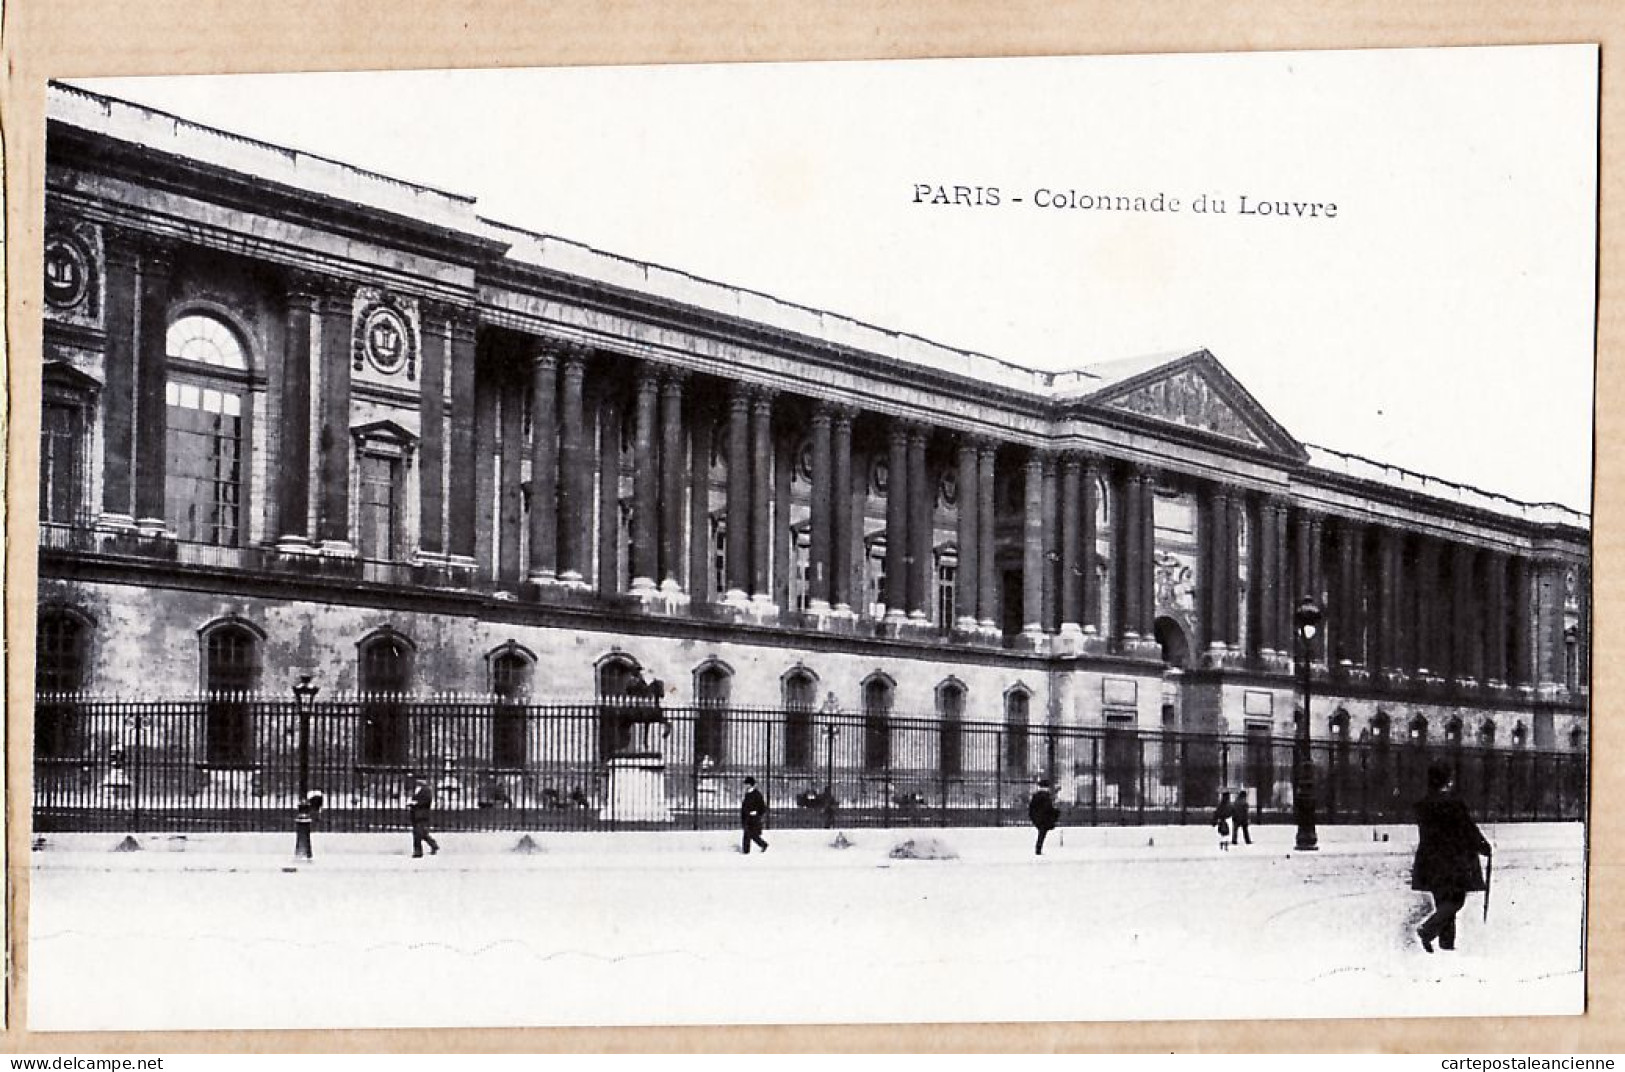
<box><xmin>1140</xmin><ymin>471</ymin><xmax>1158</xmax><ymax>641</ymax></box>
<box><xmin>1485</xmin><ymin>551</ymin><xmax>1508</xmax><ymax>685</ymax></box>
<box><xmin>1333</xmin><ymin>518</ymin><xmax>1358</xmax><ymax>668</ymax></box>
<box><xmin>133</xmin><ymin>236</ymin><xmax>177</xmax><ymax>533</ymax></box>
<box><xmin>1022</xmin><ymin>451</ymin><xmax>1046</xmax><ymax>640</ymax></box>
<box><xmin>498</xmin><ymin>369</ymin><xmax>524</xmax><ymax>583</ymax></box>
<box><xmin>955</xmin><ymin>435</ymin><xmax>981</xmax><ymax>632</ymax></box>
<box><xmin>884</xmin><ymin>420</ymin><xmax>910</xmax><ymax>623</ymax></box>
<box><xmin>1250</xmin><ymin>495</ymin><xmax>1271</xmax><ymax>662</ymax></box>
<box><xmin>977</xmin><ymin>441</ymin><xmax>998</xmax><ymax>634</ymax></box>
<box><xmin>554</xmin><ymin>346</ymin><xmax>588</xmax><ymax>584</ymax></box>
<box><xmin>908</xmin><ymin>425</ymin><xmax>932</xmax><ymax>622</ymax></box>
<box><xmin>1577</xmin><ymin>563</ymin><xmax>1591</xmax><ymax>691</ymax></box>
<box><xmin>1118</xmin><ymin>466</ymin><xmax>1141</xmax><ymax>644</ymax></box>
<box><xmin>807</xmin><ymin>402</ymin><xmax>833</xmax><ymax>613</ymax></box>
<box><xmin>749</xmin><ymin>389</ymin><xmax>775</xmax><ymax>607</ymax></box>
<box><xmin>1349</xmin><ymin>520</ymin><xmax>1368</xmax><ymax>672</ymax></box>
<box><xmin>1203</xmin><ymin>485</ymin><xmax>1227</xmax><ymax>657</ymax></box>
<box><xmin>1080</xmin><ymin>458</ymin><xmax>1100</xmax><ymax>638</ymax></box>
<box><xmin>596</xmin><ymin>391</ymin><xmax>622</xmax><ymax>593</ymax></box>
<box><xmin>659</xmin><ymin>371</ymin><xmax>686</xmax><ymax>595</ymax></box>
<box><xmin>688</xmin><ymin>404</ymin><xmax>714</xmax><ymax>601</ymax></box>
<box><xmin>1375</xmin><ymin>526</ymin><xmax>1400</xmax><ymax>676</ymax></box>
<box><xmin>277</xmin><ymin>271</ymin><xmax>319</xmax><ymax>548</ymax></box>
<box><xmin>524</xmin><ymin>343</ymin><xmax>558</xmax><ymax>583</ymax></box>
<box><xmin>830</xmin><ymin>406</ymin><xmax>855</xmax><ymax>615</ymax></box>
<box><xmin>316</xmin><ymin>279</ymin><xmax>355</xmax><ymax>551</ymax></box>
<box><xmin>629</xmin><ymin>365</ymin><xmax>660</xmax><ymax>594</ymax></box>
<box><xmin>1451</xmin><ymin>542</ymin><xmax>1477</xmax><ymax>684</ymax></box>
<box><xmin>1058</xmin><ymin>453</ymin><xmax>1082</xmax><ymax>638</ymax></box>
<box><xmin>1508</xmin><ymin>555</ymin><xmax>1530</xmax><ymax>686</ymax></box>
<box><xmin>724</xmin><ymin>383</ymin><xmax>751</xmax><ymax>604</ymax></box>
<box><xmin>1041</xmin><ymin>455</ymin><xmax>1059</xmax><ymax>633</ymax></box>
<box><xmin>446</xmin><ymin>309</ymin><xmax>479</xmax><ymax>565</ymax></box>
<box><xmin>1413</xmin><ymin>538</ymin><xmax>1438</xmax><ymax>676</ymax></box>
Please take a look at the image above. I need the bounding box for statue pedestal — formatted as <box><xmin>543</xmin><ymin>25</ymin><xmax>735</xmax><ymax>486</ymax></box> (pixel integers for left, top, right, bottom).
<box><xmin>600</xmin><ymin>754</ymin><xmax>671</xmax><ymax>823</ymax></box>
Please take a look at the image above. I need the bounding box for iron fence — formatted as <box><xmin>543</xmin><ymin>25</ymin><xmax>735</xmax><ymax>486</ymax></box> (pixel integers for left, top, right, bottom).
<box><xmin>31</xmin><ymin>695</ymin><xmax>1588</xmax><ymax>833</ymax></box>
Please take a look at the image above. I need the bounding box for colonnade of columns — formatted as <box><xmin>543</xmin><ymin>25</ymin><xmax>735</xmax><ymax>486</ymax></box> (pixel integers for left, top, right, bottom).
<box><xmin>82</xmin><ymin>236</ymin><xmax>1581</xmax><ymax>691</ymax></box>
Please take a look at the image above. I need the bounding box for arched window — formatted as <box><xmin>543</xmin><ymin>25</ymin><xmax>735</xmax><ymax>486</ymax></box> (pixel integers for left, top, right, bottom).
<box><xmin>1408</xmin><ymin>715</ymin><xmax>1429</xmax><ymax>745</ymax></box>
<box><xmin>35</xmin><ymin>608</ymin><xmax>91</xmax><ymax>758</ymax></box>
<box><xmin>1512</xmin><ymin>722</ymin><xmax>1528</xmax><ymax>748</ymax></box>
<box><xmin>1371</xmin><ymin>711</ymin><xmax>1392</xmax><ymax>746</ymax></box>
<box><xmin>358</xmin><ymin>630</ymin><xmax>414</xmax><ymax>765</ymax></box>
<box><xmin>862</xmin><ymin>674</ymin><xmax>893</xmax><ymax>771</ymax></box>
<box><xmin>201</xmin><ymin>619</ymin><xmax>262</xmax><ymax>766</ymax></box>
<box><xmin>782</xmin><ymin>668</ymin><xmax>817</xmax><ymax>769</ymax></box>
<box><xmin>1478</xmin><ymin>721</ymin><xmax>1497</xmax><ymax>747</ymax></box>
<box><xmin>166</xmin><ymin>312</ymin><xmax>251</xmax><ymax>546</ymax></box>
<box><xmin>695</xmin><ymin>662</ymin><xmax>732</xmax><ymax>766</ymax></box>
<box><xmin>1004</xmin><ymin>688</ymin><xmax>1031</xmax><ymax>772</ymax></box>
<box><xmin>1569</xmin><ymin>725</ymin><xmax>1584</xmax><ymax>751</ymax></box>
<box><xmin>488</xmin><ymin>642</ymin><xmax>535</xmax><ymax>769</ymax></box>
<box><xmin>1444</xmin><ymin>717</ymin><xmax>1463</xmax><ymax>746</ymax></box>
<box><xmin>596</xmin><ymin>653</ymin><xmax>641</xmax><ymax>759</ymax></box>
<box><xmin>937</xmin><ymin>680</ymin><xmax>965</xmax><ymax>778</ymax></box>
<box><xmin>1329</xmin><ymin>708</ymin><xmax>1351</xmax><ymax>739</ymax></box>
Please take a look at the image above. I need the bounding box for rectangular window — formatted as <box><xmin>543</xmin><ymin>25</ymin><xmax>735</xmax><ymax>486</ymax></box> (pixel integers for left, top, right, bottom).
<box><xmin>166</xmin><ymin>385</ymin><xmax>243</xmax><ymax>545</ymax></box>
<box><xmin>357</xmin><ymin>453</ymin><xmax>401</xmax><ymax>560</ymax></box>
<box><xmin>40</xmin><ymin>400</ymin><xmax>83</xmax><ymax>523</ymax></box>
<box><xmin>710</xmin><ymin>514</ymin><xmax>727</xmax><ymax>597</ymax></box>
<box><xmin>936</xmin><ymin>557</ymin><xmax>957</xmax><ymax>625</ymax></box>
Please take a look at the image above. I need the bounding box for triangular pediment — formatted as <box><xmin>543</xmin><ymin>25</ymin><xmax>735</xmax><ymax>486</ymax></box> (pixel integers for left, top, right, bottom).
<box><xmin>1076</xmin><ymin>350</ymin><xmax>1306</xmax><ymax>462</ymax></box>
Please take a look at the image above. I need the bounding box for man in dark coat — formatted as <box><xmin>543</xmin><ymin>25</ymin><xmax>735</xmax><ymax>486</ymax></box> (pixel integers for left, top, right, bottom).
<box><xmin>740</xmin><ymin>776</ymin><xmax>770</xmax><ymax>854</ymax></box>
<box><xmin>407</xmin><ymin>778</ymin><xmax>440</xmax><ymax>858</ymax></box>
<box><xmin>1028</xmin><ymin>779</ymin><xmax>1060</xmax><ymax>855</ymax></box>
<box><xmin>1412</xmin><ymin>763</ymin><xmax>1492</xmax><ymax>952</ymax></box>
<box><xmin>1231</xmin><ymin>789</ymin><xmax>1253</xmax><ymax>846</ymax></box>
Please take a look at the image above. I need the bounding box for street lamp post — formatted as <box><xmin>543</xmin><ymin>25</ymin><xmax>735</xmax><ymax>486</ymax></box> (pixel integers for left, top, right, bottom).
<box><xmin>1293</xmin><ymin>597</ymin><xmax>1323</xmax><ymax>852</ymax></box>
<box><xmin>821</xmin><ymin>724</ymin><xmax>840</xmax><ymax>829</ymax></box>
<box><xmin>293</xmin><ymin>674</ymin><xmax>320</xmax><ymax>802</ymax></box>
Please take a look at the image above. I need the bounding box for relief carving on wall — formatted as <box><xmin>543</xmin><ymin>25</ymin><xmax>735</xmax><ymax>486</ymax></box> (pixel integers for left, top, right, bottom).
<box><xmin>351</xmin><ymin>287</ymin><xmax>420</xmax><ymax>383</ymax></box>
<box><xmin>1106</xmin><ymin>368</ymin><xmax>1266</xmax><ymax>447</ymax></box>
<box><xmin>42</xmin><ymin>220</ymin><xmax>103</xmax><ymax>329</ymax></box>
<box><xmin>1154</xmin><ymin>550</ymin><xmax>1196</xmax><ymax>615</ymax></box>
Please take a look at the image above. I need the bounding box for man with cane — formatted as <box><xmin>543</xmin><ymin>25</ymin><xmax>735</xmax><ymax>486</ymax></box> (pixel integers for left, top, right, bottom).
<box><xmin>1411</xmin><ymin>763</ymin><xmax>1493</xmax><ymax>953</ymax></box>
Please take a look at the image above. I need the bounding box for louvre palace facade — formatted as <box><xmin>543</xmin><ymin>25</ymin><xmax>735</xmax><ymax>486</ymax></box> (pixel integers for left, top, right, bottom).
<box><xmin>34</xmin><ymin>84</ymin><xmax>1591</xmax><ymax>790</ymax></box>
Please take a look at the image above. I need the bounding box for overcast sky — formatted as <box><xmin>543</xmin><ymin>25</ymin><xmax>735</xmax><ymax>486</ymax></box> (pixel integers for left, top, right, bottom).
<box><xmin>77</xmin><ymin>45</ymin><xmax>1597</xmax><ymax>511</ymax></box>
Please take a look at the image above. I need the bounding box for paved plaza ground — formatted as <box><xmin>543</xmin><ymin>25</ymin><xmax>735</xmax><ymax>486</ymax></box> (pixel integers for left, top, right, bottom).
<box><xmin>26</xmin><ymin>822</ymin><xmax>1586</xmax><ymax>1031</ymax></box>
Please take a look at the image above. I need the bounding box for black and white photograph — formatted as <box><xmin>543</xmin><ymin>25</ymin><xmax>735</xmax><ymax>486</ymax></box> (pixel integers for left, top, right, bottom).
<box><xmin>23</xmin><ymin>45</ymin><xmax>1594</xmax><ymax>1033</ymax></box>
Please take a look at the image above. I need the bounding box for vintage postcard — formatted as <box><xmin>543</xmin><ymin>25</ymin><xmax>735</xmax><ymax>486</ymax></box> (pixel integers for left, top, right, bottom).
<box><xmin>23</xmin><ymin>46</ymin><xmax>1594</xmax><ymax>1031</ymax></box>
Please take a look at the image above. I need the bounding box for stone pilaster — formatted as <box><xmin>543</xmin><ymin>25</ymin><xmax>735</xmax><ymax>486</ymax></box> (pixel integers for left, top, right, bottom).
<box><xmin>1058</xmin><ymin>453</ymin><xmax>1082</xmax><ymax>638</ymax></box>
<box><xmin>977</xmin><ymin>440</ymin><xmax>998</xmax><ymax>635</ymax></box>
<box><xmin>1022</xmin><ymin>451</ymin><xmax>1046</xmax><ymax>641</ymax></box>
<box><xmin>445</xmin><ymin>308</ymin><xmax>480</xmax><ymax>566</ymax></box>
<box><xmin>133</xmin><ymin>235</ymin><xmax>178</xmax><ymax>533</ymax></box>
<box><xmin>316</xmin><ymin>278</ymin><xmax>356</xmax><ymax>553</ymax></box>
<box><xmin>524</xmin><ymin>342</ymin><xmax>559</xmax><ymax>583</ymax></box>
<box><xmin>277</xmin><ymin>270</ymin><xmax>321</xmax><ymax>548</ymax></box>
<box><xmin>1080</xmin><ymin>457</ymin><xmax>1100</xmax><ymax>639</ymax></box>
<box><xmin>630</xmin><ymin>365</ymin><xmax>660</xmax><ymax>595</ymax></box>
<box><xmin>907</xmin><ymin>424</ymin><xmax>931</xmax><ymax>622</ymax></box>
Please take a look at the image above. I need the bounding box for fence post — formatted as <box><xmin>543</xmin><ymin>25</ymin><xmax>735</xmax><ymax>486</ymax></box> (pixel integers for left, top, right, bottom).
<box><xmin>995</xmin><ymin>728</ymin><xmax>1004</xmax><ymax>828</ymax></box>
<box><xmin>1178</xmin><ymin>737</ymin><xmax>1188</xmax><ymax>825</ymax></box>
<box><xmin>1090</xmin><ymin>737</ymin><xmax>1099</xmax><ymax>827</ymax></box>
<box><xmin>1137</xmin><ymin>736</ymin><xmax>1146</xmax><ymax>826</ymax></box>
<box><xmin>132</xmin><ymin>710</ymin><xmax>144</xmax><ymax>831</ymax></box>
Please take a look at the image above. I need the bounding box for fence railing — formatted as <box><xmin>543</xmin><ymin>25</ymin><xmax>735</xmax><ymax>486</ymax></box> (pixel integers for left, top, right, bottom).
<box><xmin>30</xmin><ymin>696</ymin><xmax>1588</xmax><ymax>833</ymax></box>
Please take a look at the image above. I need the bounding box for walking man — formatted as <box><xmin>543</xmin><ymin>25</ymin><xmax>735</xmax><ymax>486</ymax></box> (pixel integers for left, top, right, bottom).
<box><xmin>740</xmin><ymin>776</ymin><xmax>770</xmax><ymax>854</ymax></box>
<box><xmin>1028</xmin><ymin>779</ymin><xmax>1060</xmax><ymax>855</ymax></box>
<box><xmin>1413</xmin><ymin>763</ymin><xmax>1492</xmax><ymax>953</ymax></box>
<box><xmin>1213</xmin><ymin>791</ymin><xmax>1233</xmax><ymax>851</ymax></box>
<box><xmin>1231</xmin><ymin>789</ymin><xmax>1253</xmax><ymax>846</ymax></box>
<box><xmin>408</xmin><ymin>777</ymin><xmax>440</xmax><ymax>858</ymax></box>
